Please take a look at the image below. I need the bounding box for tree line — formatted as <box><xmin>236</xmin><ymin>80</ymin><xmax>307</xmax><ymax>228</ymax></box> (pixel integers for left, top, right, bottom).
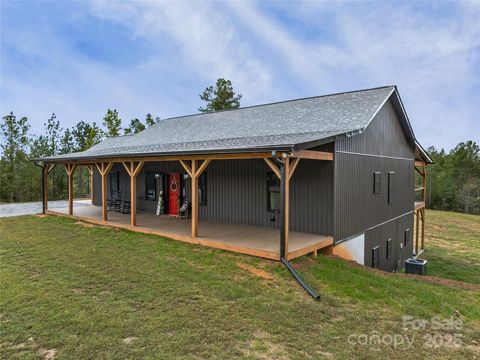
<box><xmin>425</xmin><ymin>141</ymin><xmax>480</xmax><ymax>214</ymax></box>
<box><xmin>0</xmin><ymin>111</ymin><xmax>161</xmax><ymax>203</ymax></box>
<box><xmin>0</xmin><ymin>78</ymin><xmax>241</xmax><ymax>203</ymax></box>
<box><xmin>0</xmin><ymin>78</ymin><xmax>478</xmax><ymax>214</ymax></box>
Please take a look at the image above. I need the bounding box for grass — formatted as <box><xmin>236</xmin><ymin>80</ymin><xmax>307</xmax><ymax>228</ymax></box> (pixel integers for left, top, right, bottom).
<box><xmin>0</xmin><ymin>211</ymin><xmax>479</xmax><ymax>359</ymax></box>
<box><xmin>420</xmin><ymin>210</ymin><xmax>480</xmax><ymax>285</ymax></box>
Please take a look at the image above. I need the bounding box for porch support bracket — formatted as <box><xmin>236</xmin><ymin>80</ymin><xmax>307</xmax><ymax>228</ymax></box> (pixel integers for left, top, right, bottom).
<box><xmin>122</xmin><ymin>161</ymin><xmax>145</xmax><ymax>227</ymax></box>
<box><xmin>95</xmin><ymin>162</ymin><xmax>114</xmax><ymax>222</ymax></box>
<box><xmin>64</xmin><ymin>163</ymin><xmax>77</xmax><ymax>215</ymax></box>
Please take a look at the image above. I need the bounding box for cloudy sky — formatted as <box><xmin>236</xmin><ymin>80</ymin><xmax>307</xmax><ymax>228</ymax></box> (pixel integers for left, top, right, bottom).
<box><xmin>1</xmin><ymin>0</ymin><xmax>479</xmax><ymax>150</ymax></box>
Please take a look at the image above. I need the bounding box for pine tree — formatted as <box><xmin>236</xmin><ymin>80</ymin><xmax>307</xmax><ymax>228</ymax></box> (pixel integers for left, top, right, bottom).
<box><xmin>124</xmin><ymin>118</ymin><xmax>145</xmax><ymax>135</ymax></box>
<box><xmin>0</xmin><ymin>112</ymin><xmax>30</xmax><ymax>201</ymax></box>
<box><xmin>199</xmin><ymin>78</ymin><xmax>242</xmax><ymax>113</ymax></box>
<box><xmin>102</xmin><ymin>109</ymin><xmax>122</xmax><ymax>137</ymax></box>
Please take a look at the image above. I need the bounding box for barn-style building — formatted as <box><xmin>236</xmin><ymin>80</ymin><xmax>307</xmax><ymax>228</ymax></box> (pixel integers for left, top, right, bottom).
<box><xmin>37</xmin><ymin>86</ymin><xmax>431</xmax><ymax>277</ymax></box>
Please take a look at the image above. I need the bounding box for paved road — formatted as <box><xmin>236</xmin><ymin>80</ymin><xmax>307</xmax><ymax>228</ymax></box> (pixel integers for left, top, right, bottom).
<box><xmin>0</xmin><ymin>200</ymin><xmax>92</xmax><ymax>218</ymax></box>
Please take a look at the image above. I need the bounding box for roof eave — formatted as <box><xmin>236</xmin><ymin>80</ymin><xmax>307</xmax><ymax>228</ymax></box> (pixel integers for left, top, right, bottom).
<box><xmin>33</xmin><ymin>145</ymin><xmax>295</xmax><ymax>163</ymax></box>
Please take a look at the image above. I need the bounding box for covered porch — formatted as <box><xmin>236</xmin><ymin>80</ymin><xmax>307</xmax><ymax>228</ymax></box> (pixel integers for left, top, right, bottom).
<box><xmin>39</xmin><ymin>150</ymin><xmax>334</xmax><ymax>261</ymax></box>
<box><xmin>47</xmin><ymin>201</ymin><xmax>333</xmax><ymax>260</ymax></box>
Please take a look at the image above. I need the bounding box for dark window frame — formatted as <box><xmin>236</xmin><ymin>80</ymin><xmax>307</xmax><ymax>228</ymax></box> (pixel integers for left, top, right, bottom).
<box><xmin>404</xmin><ymin>228</ymin><xmax>410</xmax><ymax>246</ymax></box>
<box><xmin>198</xmin><ymin>172</ymin><xmax>207</xmax><ymax>206</ymax></box>
<box><xmin>373</xmin><ymin>172</ymin><xmax>381</xmax><ymax>194</ymax></box>
<box><xmin>266</xmin><ymin>170</ymin><xmax>281</xmax><ymax>212</ymax></box>
<box><xmin>145</xmin><ymin>171</ymin><xmax>158</xmax><ymax>201</ymax></box>
<box><xmin>386</xmin><ymin>238</ymin><xmax>392</xmax><ymax>259</ymax></box>
<box><xmin>372</xmin><ymin>246</ymin><xmax>380</xmax><ymax>268</ymax></box>
<box><xmin>388</xmin><ymin>171</ymin><xmax>395</xmax><ymax>204</ymax></box>
<box><xmin>109</xmin><ymin>171</ymin><xmax>119</xmax><ymax>199</ymax></box>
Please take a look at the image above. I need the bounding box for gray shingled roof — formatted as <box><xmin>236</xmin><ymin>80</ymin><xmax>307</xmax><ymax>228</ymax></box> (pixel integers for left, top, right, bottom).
<box><xmin>38</xmin><ymin>86</ymin><xmax>398</xmax><ymax>161</ymax></box>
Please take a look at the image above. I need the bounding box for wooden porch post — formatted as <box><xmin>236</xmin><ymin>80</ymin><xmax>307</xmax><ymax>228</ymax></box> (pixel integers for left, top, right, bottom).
<box><xmin>43</xmin><ymin>165</ymin><xmax>49</xmax><ymax>212</ymax></box>
<box><xmin>122</xmin><ymin>161</ymin><xmax>144</xmax><ymax>227</ymax></box>
<box><xmin>415</xmin><ymin>210</ymin><xmax>420</xmax><ymax>254</ymax></box>
<box><xmin>265</xmin><ymin>156</ymin><xmax>300</xmax><ymax>259</ymax></box>
<box><xmin>180</xmin><ymin>159</ymin><xmax>211</xmax><ymax>238</ymax></box>
<box><xmin>95</xmin><ymin>162</ymin><xmax>113</xmax><ymax>222</ymax></box>
<box><xmin>64</xmin><ymin>164</ymin><xmax>77</xmax><ymax>215</ymax></box>
<box><xmin>42</xmin><ymin>163</ymin><xmax>55</xmax><ymax>212</ymax></box>
<box><xmin>191</xmin><ymin>160</ymin><xmax>198</xmax><ymax>238</ymax></box>
<box><xmin>284</xmin><ymin>157</ymin><xmax>290</xmax><ymax>256</ymax></box>
<box><xmin>87</xmin><ymin>165</ymin><xmax>94</xmax><ymax>204</ymax></box>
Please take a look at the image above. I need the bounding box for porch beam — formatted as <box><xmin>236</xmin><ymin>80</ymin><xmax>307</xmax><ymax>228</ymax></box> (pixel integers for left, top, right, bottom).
<box><xmin>45</xmin><ymin>152</ymin><xmax>276</xmax><ymax>165</ymax></box>
<box><xmin>191</xmin><ymin>160</ymin><xmax>198</xmax><ymax>238</ymax></box>
<box><xmin>415</xmin><ymin>160</ymin><xmax>426</xmax><ymax>167</ymax></box>
<box><xmin>264</xmin><ymin>158</ymin><xmax>281</xmax><ymax>179</ymax></box>
<box><xmin>290</xmin><ymin>150</ymin><xmax>333</xmax><ymax>161</ymax></box>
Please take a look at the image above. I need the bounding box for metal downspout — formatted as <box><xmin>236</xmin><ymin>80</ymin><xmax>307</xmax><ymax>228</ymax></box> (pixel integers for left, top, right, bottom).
<box><xmin>271</xmin><ymin>152</ymin><xmax>320</xmax><ymax>300</ymax></box>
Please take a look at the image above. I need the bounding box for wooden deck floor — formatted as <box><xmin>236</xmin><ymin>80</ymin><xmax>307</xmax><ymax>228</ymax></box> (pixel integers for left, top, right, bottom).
<box><xmin>47</xmin><ymin>201</ymin><xmax>333</xmax><ymax>261</ymax></box>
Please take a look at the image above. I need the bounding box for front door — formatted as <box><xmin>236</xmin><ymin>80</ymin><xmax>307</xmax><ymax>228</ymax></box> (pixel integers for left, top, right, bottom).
<box><xmin>168</xmin><ymin>173</ymin><xmax>180</xmax><ymax>215</ymax></box>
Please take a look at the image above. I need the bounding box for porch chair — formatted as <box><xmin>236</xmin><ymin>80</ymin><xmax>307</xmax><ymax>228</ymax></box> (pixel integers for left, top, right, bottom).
<box><xmin>178</xmin><ymin>200</ymin><xmax>191</xmax><ymax>219</ymax></box>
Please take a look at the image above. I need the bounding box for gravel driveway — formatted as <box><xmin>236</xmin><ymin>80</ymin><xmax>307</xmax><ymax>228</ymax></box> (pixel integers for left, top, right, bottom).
<box><xmin>0</xmin><ymin>199</ymin><xmax>92</xmax><ymax>218</ymax></box>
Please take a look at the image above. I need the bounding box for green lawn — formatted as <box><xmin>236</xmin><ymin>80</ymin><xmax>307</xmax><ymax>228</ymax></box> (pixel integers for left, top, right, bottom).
<box><xmin>1</xmin><ymin>212</ymin><xmax>479</xmax><ymax>359</ymax></box>
<box><xmin>421</xmin><ymin>210</ymin><xmax>480</xmax><ymax>285</ymax></box>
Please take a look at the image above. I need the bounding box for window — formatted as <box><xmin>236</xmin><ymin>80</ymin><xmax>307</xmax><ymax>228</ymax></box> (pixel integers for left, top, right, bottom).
<box><xmin>109</xmin><ymin>172</ymin><xmax>119</xmax><ymax>198</ymax></box>
<box><xmin>373</xmin><ymin>172</ymin><xmax>381</xmax><ymax>194</ymax></box>
<box><xmin>386</xmin><ymin>238</ymin><xmax>392</xmax><ymax>259</ymax></box>
<box><xmin>372</xmin><ymin>246</ymin><xmax>380</xmax><ymax>268</ymax></box>
<box><xmin>145</xmin><ymin>172</ymin><xmax>157</xmax><ymax>201</ymax></box>
<box><xmin>198</xmin><ymin>172</ymin><xmax>207</xmax><ymax>205</ymax></box>
<box><xmin>404</xmin><ymin>228</ymin><xmax>410</xmax><ymax>246</ymax></box>
<box><xmin>388</xmin><ymin>171</ymin><xmax>395</xmax><ymax>204</ymax></box>
<box><xmin>267</xmin><ymin>171</ymin><xmax>281</xmax><ymax>212</ymax></box>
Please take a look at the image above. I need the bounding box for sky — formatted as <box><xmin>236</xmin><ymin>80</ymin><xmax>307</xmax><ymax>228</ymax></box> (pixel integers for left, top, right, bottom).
<box><xmin>1</xmin><ymin>0</ymin><xmax>479</xmax><ymax>151</ymax></box>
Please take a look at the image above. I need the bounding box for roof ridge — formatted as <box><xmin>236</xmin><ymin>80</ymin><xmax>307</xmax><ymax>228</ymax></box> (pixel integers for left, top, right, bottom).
<box><xmin>152</xmin><ymin>85</ymin><xmax>396</xmax><ymax>125</ymax></box>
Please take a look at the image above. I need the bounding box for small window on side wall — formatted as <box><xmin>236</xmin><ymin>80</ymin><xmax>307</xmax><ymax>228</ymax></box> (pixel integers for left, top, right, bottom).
<box><xmin>386</xmin><ymin>238</ymin><xmax>392</xmax><ymax>259</ymax></box>
<box><xmin>373</xmin><ymin>172</ymin><xmax>381</xmax><ymax>194</ymax></box>
<box><xmin>267</xmin><ymin>171</ymin><xmax>281</xmax><ymax>212</ymax></box>
<box><xmin>145</xmin><ymin>172</ymin><xmax>157</xmax><ymax>201</ymax></box>
<box><xmin>198</xmin><ymin>172</ymin><xmax>207</xmax><ymax>205</ymax></box>
<box><xmin>404</xmin><ymin>228</ymin><xmax>410</xmax><ymax>246</ymax></box>
<box><xmin>388</xmin><ymin>171</ymin><xmax>395</xmax><ymax>204</ymax></box>
<box><xmin>372</xmin><ymin>246</ymin><xmax>380</xmax><ymax>268</ymax></box>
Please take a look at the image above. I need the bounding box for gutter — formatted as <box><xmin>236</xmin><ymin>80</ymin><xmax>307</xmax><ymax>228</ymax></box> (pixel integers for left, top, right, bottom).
<box><xmin>272</xmin><ymin>151</ymin><xmax>321</xmax><ymax>300</ymax></box>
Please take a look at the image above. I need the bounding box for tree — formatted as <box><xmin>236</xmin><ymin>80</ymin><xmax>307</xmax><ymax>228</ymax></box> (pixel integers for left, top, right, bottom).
<box><xmin>145</xmin><ymin>113</ymin><xmax>160</xmax><ymax>127</ymax></box>
<box><xmin>61</xmin><ymin>128</ymin><xmax>75</xmax><ymax>154</ymax></box>
<box><xmin>0</xmin><ymin>112</ymin><xmax>30</xmax><ymax>201</ymax></box>
<box><xmin>124</xmin><ymin>118</ymin><xmax>145</xmax><ymax>135</ymax></box>
<box><xmin>198</xmin><ymin>78</ymin><xmax>242</xmax><ymax>113</ymax></box>
<box><xmin>71</xmin><ymin>121</ymin><xmax>103</xmax><ymax>152</ymax></box>
<box><xmin>102</xmin><ymin>109</ymin><xmax>122</xmax><ymax>137</ymax></box>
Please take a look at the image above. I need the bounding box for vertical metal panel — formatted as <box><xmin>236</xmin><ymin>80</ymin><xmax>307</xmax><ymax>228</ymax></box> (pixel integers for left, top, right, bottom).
<box><xmin>92</xmin><ymin>158</ymin><xmax>334</xmax><ymax>235</ymax></box>
<box><xmin>334</xmin><ymin>98</ymin><xmax>415</xmax><ymax>242</ymax></box>
<box><xmin>334</xmin><ymin>153</ymin><xmax>414</xmax><ymax>241</ymax></box>
<box><xmin>364</xmin><ymin>213</ymin><xmax>414</xmax><ymax>272</ymax></box>
<box><xmin>336</xmin><ymin>100</ymin><xmax>413</xmax><ymax>158</ymax></box>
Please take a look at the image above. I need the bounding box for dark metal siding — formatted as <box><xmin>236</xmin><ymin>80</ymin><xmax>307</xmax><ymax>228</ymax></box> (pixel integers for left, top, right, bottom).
<box><xmin>336</xmin><ymin>100</ymin><xmax>413</xmax><ymax>158</ymax></box>
<box><xmin>92</xmin><ymin>158</ymin><xmax>334</xmax><ymax>235</ymax></box>
<box><xmin>364</xmin><ymin>213</ymin><xmax>414</xmax><ymax>272</ymax></box>
<box><xmin>333</xmin><ymin>99</ymin><xmax>415</xmax><ymax>254</ymax></box>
